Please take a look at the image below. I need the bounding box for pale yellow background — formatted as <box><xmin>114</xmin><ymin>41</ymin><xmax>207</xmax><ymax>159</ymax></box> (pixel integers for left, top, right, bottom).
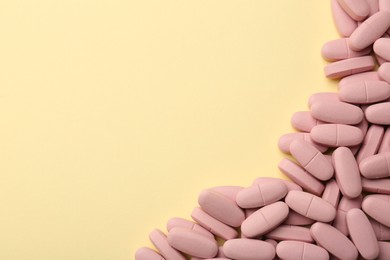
<box><xmin>0</xmin><ymin>1</ymin><xmax>338</xmax><ymax>259</ymax></box>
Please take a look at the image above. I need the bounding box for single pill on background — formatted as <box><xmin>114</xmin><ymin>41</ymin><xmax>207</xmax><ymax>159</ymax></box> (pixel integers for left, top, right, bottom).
<box><xmin>291</xmin><ymin>111</ymin><xmax>321</xmax><ymax>132</ymax></box>
<box><xmin>333</xmin><ymin>195</ymin><xmax>363</xmax><ymax>236</ymax></box>
<box><xmin>264</xmin><ymin>224</ymin><xmax>313</xmax><ymax>243</ymax></box>
<box><xmin>362</xmin><ymin>195</ymin><xmax>390</xmax><ymax>227</ymax></box>
<box><xmin>276</xmin><ymin>241</ymin><xmax>329</xmax><ymax>260</ymax></box>
<box><xmin>166</xmin><ymin>217</ymin><xmax>214</xmax><ymax>239</ymax></box>
<box><xmin>338</xmin><ymin>80</ymin><xmax>390</xmax><ymax>104</ymax></box>
<box><xmin>374</xmin><ymin>38</ymin><xmax>390</xmax><ymax>61</ymax></box>
<box><xmin>331</xmin><ymin>0</ymin><xmax>358</xmax><ymax>37</ymax></box>
<box><xmin>310</xmin><ymin>124</ymin><xmax>364</xmax><ymax>147</ymax></box>
<box><xmin>339</xmin><ymin>71</ymin><xmax>380</xmax><ymax>87</ymax></box>
<box><xmin>336</xmin><ymin>0</ymin><xmax>370</xmax><ymax>21</ymax></box>
<box><xmin>365</xmin><ymin>102</ymin><xmax>390</xmax><ymax>125</ymax></box>
<box><xmin>311</xmin><ymin>100</ymin><xmax>363</xmax><ymax>125</ymax></box>
<box><xmin>321</xmin><ymin>38</ymin><xmax>371</xmax><ymax>61</ymax></box>
<box><xmin>135</xmin><ymin>247</ymin><xmax>165</xmax><ymax>260</ymax></box>
<box><xmin>223</xmin><ymin>239</ymin><xmax>276</xmax><ymax>260</ymax></box>
<box><xmin>324</xmin><ymin>55</ymin><xmax>375</xmax><ymax>78</ymax></box>
<box><xmin>149</xmin><ymin>229</ymin><xmax>186</xmax><ymax>260</ymax></box>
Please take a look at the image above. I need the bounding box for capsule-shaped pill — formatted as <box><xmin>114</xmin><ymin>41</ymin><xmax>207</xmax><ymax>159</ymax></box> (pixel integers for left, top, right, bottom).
<box><xmin>149</xmin><ymin>229</ymin><xmax>186</xmax><ymax>260</ymax></box>
<box><xmin>378</xmin><ymin>242</ymin><xmax>390</xmax><ymax>260</ymax></box>
<box><xmin>349</xmin><ymin>11</ymin><xmax>390</xmax><ymax>51</ymax></box>
<box><xmin>276</xmin><ymin>241</ymin><xmax>329</xmax><ymax>260</ymax></box>
<box><xmin>310</xmin><ymin>124</ymin><xmax>363</xmax><ymax>147</ymax></box>
<box><xmin>135</xmin><ymin>247</ymin><xmax>165</xmax><ymax>260</ymax></box>
<box><xmin>374</xmin><ymin>38</ymin><xmax>390</xmax><ymax>61</ymax></box>
<box><xmin>166</xmin><ymin>217</ymin><xmax>214</xmax><ymax>239</ymax></box>
<box><xmin>356</xmin><ymin>125</ymin><xmax>384</xmax><ymax>163</ymax></box>
<box><xmin>324</xmin><ymin>56</ymin><xmax>375</xmax><ymax>78</ymax></box>
<box><xmin>370</xmin><ymin>218</ymin><xmax>390</xmax><ymax>241</ymax></box>
<box><xmin>333</xmin><ymin>195</ymin><xmax>363</xmax><ymax>235</ymax></box>
<box><xmin>209</xmin><ymin>186</ymin><xmax>243</xmax><ymax>201</ymax></box>
<box><xmin>379</xmin><ymin>62</ymin><xmax>390</xmax><ymax>83</ymax></box>
<box><xmin>360</xmin><ymin>153</ymin><xmax>390</xmax><ymax>178</ymax></box>
<box><xmin>322</xmin><ymin>179</ymin><xmax>340</xmax><ymax>208</ymax></box>
<box><xmin>290</xmin><ymin>139</ymin><xmax>333</xmax><ymax>181</ymax></box>
<box><xmin>310</xmin><ymin>222</ymin><xmax>358</xmax><ymax>260</ymax></box>
<box><xmin>362</xmin><ymin>177</ymin><xmax>390</xmax><ymax>194</ymax></box>
<box><xmin>285</xmin><ymin>190</ymin><xmax>336</xmax><ymax>222</ymax></box>
<box><xmin>278</xmin><ymin>132</ymin><xmax>328</xmax><ymax>153</ymax></box>
<box><xmin>336</xmin><ymin>0</ymin><xmax>370</xmax><ymax>21</ymax></box>
<box><xmin>362</xmin><ymin>195</ymin><xmax>390</xmax><ymax>227</ymax></box>
<box><xmin>236</xmin><ymin>180</ymin><xmax>287</xmax><ymax>209</ymax></box>
<box><xmin>346</xmin><ymin>209</ymin><xmax>379</xmax><ymax>259</ymax></box>
<box><xmin>339</xmin><ymin>80</ymin><xmax>390</xmax><ymax>104</ymax></box>
<box><xmin>241</xmin><ymin>201</ymin><xmax>289</xmax><ymax>238</ymax></box>
<box><xmin>223</xmin><ymin>239</ymin><xmax>276</xmax><ymax>260</ymax></box>
<box><xmin>366</xmin><ymin>102</ymin><xmax>390</xmax><ymax>125</ymax></box>
<box><xmin>283</xmin><ymin>210</ymin><xmax>315</xmax><ymax>226</ymax></box>
<box><xmin>311</xmin><ymin>101</ymin><xmax>363</xmax><ymax>125</ymax></box>
<box><xmin>253</xmin><ymin>177</ymin><xmax>303</xmax><ymax>192</ymax></box>
<box><xmin>331</xmin><ymin>0</ymin><xmax>358</xmax><ymax>37</ymax></box>
<box><xmin>322</xmin><ymin>38</ymin><xmax>371</xmax><ymax>61</ymax></box>
<box><xmin>308</xmin><ymin>92</ymin><xmax>339</xmax><ymax>107</ymax></box>
<box><xmin>167</xmin><ymin>227</ymin><xmax>218</xmax><ymax>259</ymax></box>
<box><xmin>339</xmin><ymin>71</ymin><xmax>380</xmax><ymax>87</ymax></box>
<box><xmin>333</xmin><ymin>147</ymin><xmax>362</xmax><ymax>198</ymax></box>
<box><xmin>291</xmin><ymin>111</ymin><xmax>321</xmax><ymax>132</ymax></box>
<box><xmin>198</xmin><ymin>189</ymin><xmax>245</xmax><ymax>227</ymax></box>
<box><xmin>265</xmin><ymin>225</ymin><xmax>313</xmax><ymax>243</ymax></box>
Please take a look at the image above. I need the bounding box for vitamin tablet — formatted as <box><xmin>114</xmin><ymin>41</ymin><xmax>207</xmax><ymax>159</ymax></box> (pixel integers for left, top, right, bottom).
<box><xmin>308</xmin><ymin>92</ymin><xmax>339</xmax><ymax>107</ymax></box>
<box><xmin>291</xmin><ymin>111</ymin><xmax>321</xmax><ymax>132</ymax></box>
<box><xmin>338</xmin><ymin>80</ymin><xmax>390</xmax><ymax>104</ymax></box>
<box><xmin>333</xmin><ymin>195</ymin><xmax>363</xmax><ymax>235</ymax></box>
<box><xmin>223</xmin><ymin>239</ymin><xmax>275</xmax><ymax>260</ymax></box>
<box><xmin>362</xmin><ymin>177</ymin><xmax>390</xmax><ymax>194</ymax></box>
<box><xmin>278</xmin><ymin>132</ymin><xmax>328</xmax><ymax>153</ymax></box>
<box><xmin>276</xmin><ymin>241</ymin><xmax>329</xmax><ymax>260</ymax></box>
<box><xmin>379</xmin><ymin>62</ymin><xmax>390</xmax><ymax>83</ymax></box>
<box><xmin>359</xmin><ymin>153</ymin><xmax>390</xmax><ymax>179</ymax></box>
<box><xmin>374</xmin><ymin>38</ymin><xmax>390</xmax><ymax>61</ymax></box>
<box><xmin>339</xmin><ymin>71</ymin><xmax>380</xmax><ymax>87</ymax></box>
<box><xmin>166</xmin><ymin>217</ymin><xmax>214</xmax><ymax>239</ymax></box>
<box><xmin>336</xmin><ymin>0</ymin><xmax>369</xmax><ymax>21</ymax></box>
<box><xmin>310</xmin><ymin>124</ymin><xmax>363</xmax><ymax>147</ymax></box>
<box><xmin>331</xmin><ymin>0</ymin><xmax>358</xmax><ymax>37</ymax></box>
<box><xmin>283</xmin><ymin>209</ymin><xmax>315</xmax><ymax>226</ymax></box>
<box><xmin>324</xmin><ymin>56</ymin><xmax>375</xmax><ymax>78</ymax></box>
<box><xmin>362</xmin><ymin>195</ymin><xmax>390</xmax><ymax>227</ymax></box>
<box><xmin>264</xmin><ymin>224</ymin><xmax>313</xmax><ymax>243</ymax></box>
<box><xmin>322</xmin><ymin>38</ymin><xmax>371</xmax><ymax>61</ymax></box>
<box><xmin>311</xmin><ymin>100</ymin><xmax>363</xmax><ymax>125</ymax></box>
<box><xmin>356</xmin><ymin>124</ymin><xmax>384</xmax><ymax>163</ymax></box>
<box><xmin>365</xmin><ymin>102</ymin><xmax>390</xmax><ymax>125</ymax></box>
<box><xmin>322</xmin><ymin>179</ymin><xmax>340</xmax><ymax>208</ymax></box>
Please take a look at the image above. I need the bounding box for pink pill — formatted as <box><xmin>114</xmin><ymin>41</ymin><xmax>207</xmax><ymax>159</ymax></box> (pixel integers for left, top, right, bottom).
<box><xmin>336</xmin><ymin>0</ymin><xmax>370</xmax><ymax>21</ymax></box>
<box><xmin>223</xmin><ymin>239</ymin><xmax>276</xmax><ymax>260</ymax></box>
<box><xmin>278</xmin><ymin>132</ymin><xmax>328</xmax><ymax>153</ymax></box>
<box><xmin>339</xmin><ymin>80</ymin><xmax>390</xmax><ymax>104</ymax></box>
<box><xmin>322</xmin><ymin>179</ymin><xmax>341</xmax><ymax>208</ymax></box>
<box><xmin>360</xmin><ymin>153</ymin><xmax>390</xmax><ymax>178</ymax></box>
<box><xmin>331</xmin><ymin>0</ymin><xmax>358</xmax><ymax>37</ymax></box>
<box><xmin>380</xmin><ymin>0</ymin><xmax>390</xmax><ymax>11</ymax></box>
<box><xmin>253</xmin><ymin>177</ymin><xmax>303</xmax><ymax>192</ymax></box>
<box><xmin>264</xmin><ymin>239</ymin><xmax>278</xmax><ymax>249</ymax></box>
<box><xmin>236</xmin><ymin>181</ymin><xmax>287</xmax><ymax>209</ymax></box>
<box><xmin>324</xmin><ymin>56</ymin><xmax>375</xmax><ymax>78</ymax></box>
<box><xmin>378</xmin><ymin>242</ymin><xmax>390</xmax><ymax>260</ymax></box>
<box><xmin>356</xmin><ymin>125</ymin><xmax>384</xmax><ymax>163</ymax></box>
<box><xmin>167</xmin><ymin>227</ymin><xmax>218</xmax><ymax>259</ymax></box>
<box><xmin>149</xmin><ymin>229</ymin><xmax>186</xmax><ymax>260</ymax></box>
<box><xmin>135</xmin><ymin>247</ymin><xmax>165</xmax><ymax>260</ymax></box>
<box><xmin>311</xmin><ymin>124</ymin><xmax>363</xmax><ymax>147</ymax></box>
<box><xmin>191</xmin><ymin>207</ymin><xmax>238</xmax><ymax>240</ymax></box>
<box><xmin>198</xmin><ymin>189</ymin><xmax>245</xmax><ymax>227</ymax></box>
<box><xmin>349</xmin><ymin>11</ymin><xmax>390</xmax><ymax>51</ymax></box>
<box><xmin>339</xmin><ymin>71</ymin><xmax>380</xmax><ymax>87</ymax></box>
<box><xmin>332</xmin><ymin>147</ymin><xmax>362</xmax><ymax>198</ymax></box>
<box><xmin>362</xmin><ymin>177</ymin><xmax>390</xmax><ymax>194</ymax></box>
<box><xmin>366</xmin><ymin>102</ymin><xmax>390</xmax><ymax>125</ymax></box>
<box><xmin>362</xmin><ymin>195</ymin><xmax>390</xmax><ymax>227</ymax></box>
<box><xmin>209</xmin><ymin>186</ymin><xmax>243</xmax><ymax>201</ymax></box>
<box><xmin>241</xmin><ymin>201</ymin><xmax>289</xmax><ymax>238</ymax></box>
<box><xmin>310</xmin><ymin>222</ymin><xmax>358</xmax><ymax>260</ymax></box>
<box><xmin>265</xmin><ymin>225</ymin><xmax>313</xmax><ymax>243</ymax></box>
<box><xmin>290</xmin><ymin>139</ymin><xmax>333</xmax><ymax>181</ymax></box>
<box><xmin>379</xmin><ymin>62</ymin><xmax>390</xmax><ymax>83</ymax></box>
<box><xmin>370</xmin><ymin>218</ymin><xmax>390</xmax><ymax>241</ymax></box>
<box><xmin>374</xmin><ymin>38</ymin><xmax>390</xmax><ymax>61</ymax></box>
<box><xmin>166</xmin><ymin>217</ymin><xmax>214</xmax><ymax>239</ymax></box>
<box><xmin>346</xmin><ymin>208</ymin><xmax>379</xmax><ymax>259</ymax></box>
<box><xmin>377</xmin><ymin>54</ymin><xmax>388</xmax><ymax>65</ymax></box>
<box><xmin>308</xmin><ymin>92</ymin><xmax>339</xmax><ymax>107</ymax></box>
<box><xmin>278</xmin><ymin>158</ymin><xmax>324</xmax><ymax>196</ymax></box>
<box><xmin>285</xmin><ymin>190</ymin><xmax>336</xmax><ymax>222</ymax></box>
<box><xmin>378</xmin><ymin>127</ymin><xmax>390</xmax><ymax>153</ymax></box>
<box><xmin>291</xmin><ymin>111</ymin><xmax>322</xmax><ymax>132</ymax></box>
<box><xmin>311</xmin><ymin>101</ymin><xmax>363</xmax><ymax>125</ymax></box>
<box><xmin>333</xmin><ymin>195</ymin><xmax>363</xmax><ymax>235</ymax></box>
<box><xmin>283</xmin><ymin>209</ymin><xmax>315</xmax><ymax>226</ymax></box>
<box><xmin>276</xmin><ymin>241</ymin><xmax>329</xmax><ymax>260</ymax></box>
<box><xmin>367</xmin><ymin>0</ymin><xmax>380</xmax><ymax>16</ymax></box>
<box><xmin>322</xmin><ymin>38</ymin><xmax>371</xmax><ymax>61</ymax></box>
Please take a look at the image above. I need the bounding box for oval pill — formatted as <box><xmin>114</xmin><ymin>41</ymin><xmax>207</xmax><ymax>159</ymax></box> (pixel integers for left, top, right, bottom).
<box><xmin>278</xmin><ymin>132</ymin><xmax>328</xmax><ymax>153</ymax></box>
<box><xmin>310</xmin><ymin>124</ymin><xmax>363</xmax><ymax>147</ymax></box>
<box><xmin>339</xmin><ymin>71</ymin><xmax>380</xmax><ymax>87</ymax></box>
<box><xmin>322</xmin><ymin>179</ymin><xmax>340</xmax><ymax>208</ymax></box>
<box><xmin>374</xmin><ymin>38</ymin><xmax>390</xmax><ymax>61</ymax></box>
<box><xmin>379</xmin><ymin>62</ymin><xmax>390</xmax><ymax>83</ymax></box>
<box><xmin>223</xmin><ymin>239</ymin><xmax>276</xmax><ymax>260</ymax></box>
<box><xmin>324</xmin><ymin>56</ymin><xmax>375</xmax><ymax>78</ymax></box>
<box><xmin>310</xmin><ymin>222</ymin><xmax>358</xmax><ymax>260</ymax></box>
<box><xmin>366</xmin><ymin>102</ymin><xmax>390</xmax><ymax>124</ymax></box>
<box><xmin>336</xmin><ymin>0</ymin><xmax>370</xmax><ymax>21</ymax></box>
<box><xmin>290</xmin><ymin>139</ymin><xmax>333</xmax><ymax>181</ymax></box>
<box><xmin>149</xmin><ymin>229</ymin><xmax>186</xmax><ymax>260</ymax></box>
<box><xmin>241</xmin><ymin>201</ymin><xmax>289</xmax><ymax>238</ymax></box>
<box><xmin>236</xmin><ymin>180</ymin><xmax>287</xmax><ymax>209</ymax></box>
<box><xmin>253</xmin><ymin>177</ymin><xmax>303</xmax><ymax>192</ymax></box>
<box><xmin>362</xmin><ymin>177</ymin><xmax>390</xmax><ymax>194</ymax></box>
<box><xmin>339</xmin><ymin>80</ymin><xmax>390</xmax><ymax>104</ymax></box>
<box><xmin>356</xmin><ymin>124</ymin><xmax>384</xmax><ymax>163</ymax></box>
<box><xmin>166</xmin><ymin>217</ymin><xmax>214</xmax><ymax>239</ymax></box>
<box><xmin>308</xmin><ymin>92</ymin><xmax>339</xmax><ymax>107</ymax></box>
<box><xmin>291</xmin><ymin>111</ymin><xmax>321</xmax><ymax>132</ymax></box>
<box><xmin>332</xmin><ymin>147</ymin><xmax>362</xmax><ymax>198</ymax></box>
<box><xmin>360</xmin><ymin>153</ymin><xmax>390</xmax><ymax>178</ymax></box>
<box><xmin>167</xmin><ymin>227</ymin><xmax>218</xmax><ymax>259</ymax></box>
<box><xmin>311</xmin><ymin>101</ymin><xmax>363</xmax><ymax>125</ymax></box>
<box><xmin>349</xmin><ymin>11</ymin><xmax>390</xmax><ymax>51</ymax></box>
<box><xmin>285</xmin><ymin>190</ymin><xmax>336</xmax><ymax>222</ymax></box>
<box><xmin>367</xmin><ymin>0</ymin><xmax>380</xmax><ymax>16</ymax></box>
<box><xmin>322</xmin><ymin>38</ymin><xmax>371</xmax><ymax>61</ymax></box>
<box><xmin>265</xmin><ymin>225</ymin><xmax>313</xmax><ymax>243</ymax></box>
<box><xmin>135</xmin><ymin>247</ymin><xmax>165</xmax><ymax>260</ymax></box>
<box><xmin>283</xmin><ymin>210</ymin><xmax>315</xmax><ymax>226</ymax></box>
<box><xmin>346</xmin><ymin>208</ymin><xmax>379</xmax><ymax>259</ymax></box>
<box><xmin>331</xmin><ymin>0</ymin><xmax>358</xmax><ymax>37</ymax></box>
<box><xmin>210</xmin><ymin>186</ymin><xmax>243</xmax><ymax>201</ymax></box>
<box><xmin>333</xmin><ymin>195</ymin><xmax>363</xmax><ymax>235</ymax></box>
<box><xmin>276</xmin><ymin>241</ymin><xmax>329</xmax><ymax>260</ymax></box>
<box><xmin>362</xmin><ymin>195</ymin><xmax>390</xmax><ymax>227</ymax></box>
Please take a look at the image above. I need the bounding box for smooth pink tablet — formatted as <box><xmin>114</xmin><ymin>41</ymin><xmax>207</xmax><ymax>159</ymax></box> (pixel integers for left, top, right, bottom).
<box><xmin>276</xmin><ymin>241</ymin><xmax>329</xmax><ymax>260</ymax></box>
<box><xmin>149</xmin><ymin>229</ymin><xmax>186</xmax><ymax>260</ymax></box>
<box><xmin>166</xmin><ymin>217</ymin><xmax>214</xmax><ymax>239</ymax></box>
<box><xmin>370</xmin><ymin>218</ymin><xmax>390</xmax><ymax>241</ymax></box>
<box><xmin>332</xmin><ymin>147</ymin><xmax>362</xmax><ymax>198</ymax></box>
<box><xmin>285</xmin><ymin>190</ymin><xmax>336</xmax><ymax>222</ymax></box>
<box><xmin>311</xmin><ymin>124</ymin><xmax>364</xmax><ymax>147</ymax></box>
<box><xmin>322</xmin><ymin>179</ymin><xmax>341</xmax><ymax>208</ymax></box>
<box><xmin>308</xmin><ymin>92</ymin><xmax>339</xmax><ymax>107</ymax></box>
<box><xmin>339</xmin><ymin>80</ymin><xmax>390</xmax><ymax>104</ymax></box>
<box><xmin>339</xmin><ymin>71</ymin><xmax>380</xmax><ymax>87</ymax></box>
<box><xmin>253</xmin><ymin>177</ymin><xmax>303</xmax><ymax>192</ymax></box>
<box><xmin>322</xmin><ymin>38</ymin><xmax>371</xmax><ymax>61</ymax></box>
<box><xmin>311</xmin><ymin>101</ymin><xmax>363</xmax><ymax>125</ymax></box>
<box><xmin>336</xmin><ymin>0</ymin><xmax>370</xmax><ymax>20</ymax></box>
<box><xmin>333</xmin><ymin>195</ymin><xmax>363</xmax><ymax>235</ymax></box>
<box><xmin>374</xmin><ymin>38</ymin><xmax>390</xmax><ymax>61</ymax></box>
<box><xmin>367</xmin><ymin>0</ymin><xmax>380</xmax><ymax>16</ymax></box>
<box><xmin>291</xmin><ymin>111</ymin><xmax>321</xmax><ymax>132</ymax></box>
<box><xmin>362</xmin><ymin>195</ymin><xmax>390</xmax><ymax>227</ymax></box>
<box><xmin>362</xmin><ymin>177</ymin><xmax>390</xmax><ymax>194</ymax></box>
<box><xmin>135</xmin><ymin>247</ymin><xmax>165</xmax><ymax>260</ymax></box>
<box><xmin>346</xmin><ymin>208</ymin><xmax>379</xmax><ymax>259</ymax></box>
<box><xmin>360</xmin><ymin>153</ymin><xmax>390</xmax><ymax>178</ymax></box>
<box><xmin>264</xmin><ymin>239</ymin><xmax>278</xmax><ymax>249</ymax></box>
<box><xmin>378</xmin><ymin>242</ymin><xmax>390</xmax><ymax>260</ymax></box>
<box><xmin>324</xmin><ymin>56</ymin><xmax>375</xmax><ymax>78</ymax></box>
<box><xmin>310</xmin><ymin>222</ymin><xmax>358</xmax><ymax>260</ymax></box>
<box><xmin>278</xmin><ymin>158</ymin><xmax>325</xmax><ymax>196</ymax></box>
<box><xmin>379</xmin><ymin>127</ymin><xmax>390</xmax><ymax>153</ymax></box>
<box><xmin>265</xmin><ymin>225</ymin><xmax>313</xmax><ymax>243</ymax></box>
<box><xmin>366</xmin><ymin>102</ymin><xmax>390</xmax><ymax>124</ymax></box>
<box><xmin>278</xmin><ymin>132</ymin><xmax>328</xmax><ymax>153</ymax></box>
<box><xmin>356</xmin><ymin>125</ymin><xmax>384</xmax><ymax>163</ymax></box>
<box><xmin>379</xmin><ymin>62</ymin><xmax>390</xmax><ymax>83</ymax></box>
<box><xmin>167</xmin><ymin>227</ymin><xmax>218</xmax><ymax>259</ymax></box>
<box><xmin>331</xmin><ymin>0</ymin><xmax>358</xmax><ymax>36</ymax></box>
<box><xmin>198</xmin><ymin>189</ymin><xmax>245</xmax><ymax>227</ymax></box>
<box><xmin>191</xmin><ymin>207</ymin><xmax>238</xmax><ymax>240</ymax></box>
<box><xmin>349</xmin><ymin>11</ymin><xmax>390</xmax><ymax>51</ymax></box>
<box><xmin>283</xmin><ymin>209</ymin><xmax>315</xmax><ymax>226</ymax></box>
<box><xmin>290</xmin><ymin>139</ymin><xmax>334</xmax><ymax>181</ymax></box>
<box><xmin>210</xmin><ymin>186</ymin><xmax>243</xmax><ymax>201</ymax></box>
<box><xmin>380</xmin><ymin>0</ymin><xmax>390</xmax><ymax>11</ymax></box>
<box><xmin>236</xmin><ymin>180</ymin><xmax>287</xmax><ymax>209</ymax></box>
<box><xmin>241</xmin><ymin>201</ymin><xmax>289</xmax><ymax>238</ymax></box>
<box><xmin>223</xmin><ymin>239</ymin><xmax>276</xmax><ymax>260</ymax></box>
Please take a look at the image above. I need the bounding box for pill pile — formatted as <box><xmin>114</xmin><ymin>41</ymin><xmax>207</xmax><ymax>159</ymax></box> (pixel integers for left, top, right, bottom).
<box><xmin>135</xmin><ymin>1</ymin><xmax>390</xmax><ymax>260</ymax></box>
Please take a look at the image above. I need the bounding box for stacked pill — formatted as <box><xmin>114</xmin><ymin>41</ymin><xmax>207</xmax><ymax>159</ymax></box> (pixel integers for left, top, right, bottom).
<box><xmin>135</xmin><ymin>1</ymin><xmax>390</xmax><ymax>260</ymax></box>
